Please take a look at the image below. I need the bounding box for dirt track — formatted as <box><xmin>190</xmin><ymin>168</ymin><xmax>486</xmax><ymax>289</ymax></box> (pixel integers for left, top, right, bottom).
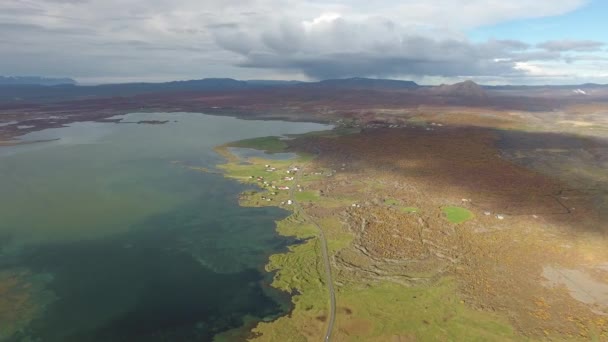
<box><xmin>290</xmin><ymin>155</ymin><xmax>337</xmax><ymax>342</ymax></box>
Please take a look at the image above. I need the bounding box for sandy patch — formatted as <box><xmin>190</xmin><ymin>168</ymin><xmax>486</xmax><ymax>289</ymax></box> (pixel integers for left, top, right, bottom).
<box><xmin>543</xmin><ymin>266</ymin><xmax>608</xmax><ymax>315</ymax></box>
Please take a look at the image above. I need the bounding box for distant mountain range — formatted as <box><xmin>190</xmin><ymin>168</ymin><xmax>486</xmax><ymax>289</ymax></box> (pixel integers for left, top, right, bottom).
<box><xmin>0</xmin><ymin>76</ymin><xmax>76</xmax><ymax>86</ymax></box>
<box><xmin>0</xmin><ymin>76</ymin><xmax>606</xmax><ymax>104</ymax></box>
<box><xmin>0</xmin><ymin>77</ymin><xmax>421</xmax><ymax>103</ymax></box>
<box><xmin>315</xmin><ymin>77</ymin><xmax>419</xmax><ymax>89</ymax></box>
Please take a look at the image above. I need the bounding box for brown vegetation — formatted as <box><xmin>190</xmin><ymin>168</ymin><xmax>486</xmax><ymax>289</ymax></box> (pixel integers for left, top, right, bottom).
<box><xmin>285</xmin><ymin>125</ymin><xmax>608</xmax><ymax>338</ymax></box>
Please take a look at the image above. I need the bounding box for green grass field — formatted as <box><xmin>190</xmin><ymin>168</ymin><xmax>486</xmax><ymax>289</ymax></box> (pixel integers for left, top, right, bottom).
<box><xmin>295</xmin><ymin>190</ymin><xmax>320</xmax><ymax>202</ymax></box>
<box><xmin>442</xmin><ymin>206</ymin><xmax>474</xmax><ymax>224</ymax></box>
<box><xmin>227</xmin><ymin>136</ymin><xmax>288</xmax><ymax>153</ymax></box>
<box><xmin>336</xmin><ymin>278</ymin><xmax>519</xmax><ymax>341</ymax></box>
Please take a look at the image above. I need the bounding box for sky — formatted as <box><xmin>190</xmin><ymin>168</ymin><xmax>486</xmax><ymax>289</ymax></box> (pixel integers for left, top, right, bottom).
<box><xmin>0</xmin><ymin>0</ymin><xmax>607</xmax><ymax>85</ymax></box>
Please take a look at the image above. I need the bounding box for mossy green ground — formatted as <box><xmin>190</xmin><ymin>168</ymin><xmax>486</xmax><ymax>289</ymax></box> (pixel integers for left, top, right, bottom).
<box><xmin>252</xmin><ymin>214</ymin><xmax>329</xmax><ymax>341</ymax></box>
<box><xmin>336</xmin><ymin>279</ymin><xmax>519</xmax><ymax>341</ymax></box>
<box><xmin>384</xmin><ymin>198</ymin><xmax>400</xmax><ymax>206</ymax></box>
<box><xmin>287</xmin><ymin>127</ymin><xmax>361</xmax><ymax>139</ymax></box>
<box><xmin>443</xmin><ymin>206</ymin><xmax>475</xmax><ymax>224</ymax></box>
<box><xmin>227</xmin><ymin>136</ymin><xmax>288</xmax><ymax>153</ymax></box>
<box><xmin>294</xmin><ymin>191</ymin><xmax>320</xmax><ymax>202</ymax></box>
<box><xmin>385</xmin><ymin>199</ymin><xmax>419</xmax><ymax>213</ymax></box>
<box><xmin>215</xmin><ymin>144</ymin><xmax>330</xmax><ymax>341</ymax></box>
<box><xmin>214</xmin><ymin>134</ymin><xmax>521</xmax><ymax>341</ymax></box>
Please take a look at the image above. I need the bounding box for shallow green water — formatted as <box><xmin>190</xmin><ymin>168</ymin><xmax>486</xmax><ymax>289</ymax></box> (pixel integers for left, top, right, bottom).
<box><xmin>0</xmin><ymin>113</ymin><xmax>330</xmax><ymax>341</ymax></box>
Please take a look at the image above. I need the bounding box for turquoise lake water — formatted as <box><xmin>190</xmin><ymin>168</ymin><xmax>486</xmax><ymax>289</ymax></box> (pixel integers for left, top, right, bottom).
<box><xmin>0</xmin><ymin>112</ymin><xmax>331</xmax><ymax>341</ymax></box>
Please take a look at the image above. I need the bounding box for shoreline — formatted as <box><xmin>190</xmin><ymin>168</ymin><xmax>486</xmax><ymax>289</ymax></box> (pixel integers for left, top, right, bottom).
<box><xmin>211</xmin><ymin>138</ymin><xmax>333</xmax><ymax>341</ymax></box>
<box><xmin>0</xmin><ymin>108</ymin><xmax>334</xmax><ymax>146</ymax></box>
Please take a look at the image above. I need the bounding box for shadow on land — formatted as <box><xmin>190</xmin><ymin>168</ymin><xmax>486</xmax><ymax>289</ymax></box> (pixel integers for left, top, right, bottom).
<box><xmin>292</xmin><ymin>125</ymin><xmax>608</xmax><ymax>234</ymax></box>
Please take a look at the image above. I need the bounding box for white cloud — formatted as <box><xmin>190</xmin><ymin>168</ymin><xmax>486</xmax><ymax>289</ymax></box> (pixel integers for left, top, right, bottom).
<box><xmin>303</xmin><ymin>13</ymin><xmax>343</xmax><ymax>32</ymax></box>
<box><xmin>514</xmin><ymin>62</ymin><xmax>567</xmax><ymax>77</ymax></box>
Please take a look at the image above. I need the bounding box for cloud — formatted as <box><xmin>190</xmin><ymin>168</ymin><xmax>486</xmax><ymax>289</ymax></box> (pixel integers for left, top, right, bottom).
<box><xmin>212</xmin><ymin>16</ymin><xmax>563</xmax><ymax>79</ymax></box>
<box><xmin>0</xmin><ymin>0</ymin><xmax>604</xmax><ymax>84</ymax></box>
<box><xmin>538</xmin><ymin>39</ymin><xmax>605</xmax><ymax>52</ymax></box>
<box><xmin>219</xmin><ymin>30</ymin><xmax>525</xmax><ymax>79</ymax></box>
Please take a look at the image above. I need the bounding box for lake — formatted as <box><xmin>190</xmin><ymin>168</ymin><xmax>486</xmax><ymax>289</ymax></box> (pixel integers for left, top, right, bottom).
<box><xmin>0</xmin><ymin>112</ymin><xmax>331</xmax><ymax>341</ymax></box>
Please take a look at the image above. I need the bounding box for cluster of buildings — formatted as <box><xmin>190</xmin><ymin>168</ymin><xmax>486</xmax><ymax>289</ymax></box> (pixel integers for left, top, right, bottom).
<box><xmin>246</xmin><ymin>163</ymin><xmax>303</xmax><ymax>206</ymax></box>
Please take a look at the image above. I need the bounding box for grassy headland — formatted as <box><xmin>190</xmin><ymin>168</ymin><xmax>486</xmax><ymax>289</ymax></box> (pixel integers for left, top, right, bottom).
<box><xmin>209</xmin><ymin>129</ymin><xmax>529</xmax><ymax>341</ymax></box>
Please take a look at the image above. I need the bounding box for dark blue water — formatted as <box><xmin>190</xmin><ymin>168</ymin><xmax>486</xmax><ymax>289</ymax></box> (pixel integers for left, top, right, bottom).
<box><xmin>0</xmin><ymin>113</ymin><xmax>331</xmax><ymax>341</ymax></box>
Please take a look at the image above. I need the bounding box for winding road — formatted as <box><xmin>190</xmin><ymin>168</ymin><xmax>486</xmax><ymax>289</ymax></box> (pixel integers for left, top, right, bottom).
<box><xmin>289</xmin><ymin>165</ymin><xmax>336</xmax><ymax>342</ymax></box>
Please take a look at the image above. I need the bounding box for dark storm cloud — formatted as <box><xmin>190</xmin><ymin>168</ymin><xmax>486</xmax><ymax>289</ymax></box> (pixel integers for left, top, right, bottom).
<box><xmin>239</xmin><ymin>52</ymin><xmax>519</xmax><ymax>79</ymax></box>
<box><xmin>538</xmin><ymin>39</ymin><xmax>605</xmax><ymax>52</ymax></box>
<box><xmin>213</xmin><ymin>21</ymin><xmax>532</xmax><ymax>79</ymax></box>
